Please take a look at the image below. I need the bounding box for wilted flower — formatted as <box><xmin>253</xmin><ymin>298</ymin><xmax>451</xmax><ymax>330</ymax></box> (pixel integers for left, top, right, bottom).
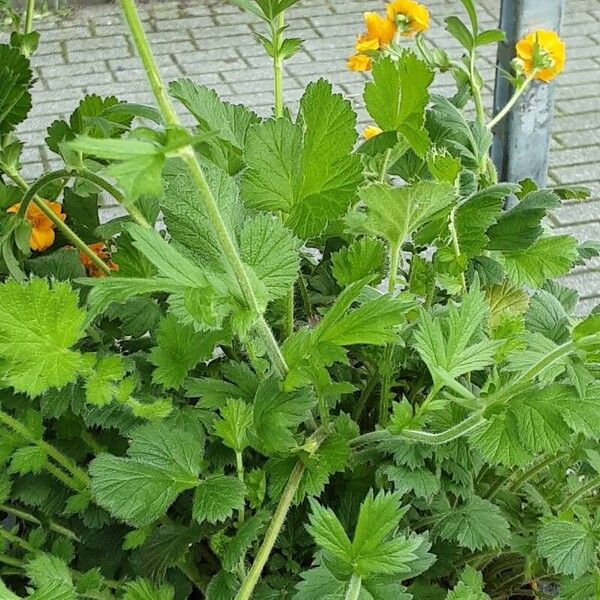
<box><xmin>515</xmin><ymin>30</ymin><xmax>566</xmax><ymax>83</ymax></box>
<box><xmin>7</xmin><ymin>200</ymin><xmax>65</xmax><ymax>252</ymax></box>
<box><xmin>79</xmin><ymin>242</ymin><xmax>119</xmax><ymax>278</ymax></box>
<box><xmin>386</xmin><ymin>0</ymin><xmax>430</xmax><ymax>36</ymax></box>
<box><xmin>363</xmin><ymin>125</ymin><xmax>383</xmax><ymax>140</ymax></box>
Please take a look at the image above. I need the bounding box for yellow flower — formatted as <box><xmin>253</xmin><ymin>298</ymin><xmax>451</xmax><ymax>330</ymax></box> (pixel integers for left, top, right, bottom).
<box><xmin>347</xmin><ymin>53</ymin><xmax>372</xmax><ymax>72</ymax></box>
<box><xmin>363</xmin><ymin>126</ymin><xmax>383</xmax><ymax>140</ymax></box>
<box><xmin>386</xmin><ymin>0</ymin><xmax>430</xmax><ymax>36</ymax></box>
<box><xmin>7</xmin><ymin>200</ymin><xmax>66</xmax><ymax>252</ymax></box>
<box><xmin>515</xmin><ymin>30</ymin><xmax>566</xmax><ymax>83</ymax></box>
<box><xmin>355</xmin><ymin>33</ymin><xmax>380</xmax><ymax>53</ymax></box>
<box><xmin>79</xmin><ymin>242</ymin><xmax>119</xmax><ymax>278</ymax></box>
<box><xmin>364</xmin><ymin>11</ymin><xmax>397</xmax><ymax>46</ymax></box>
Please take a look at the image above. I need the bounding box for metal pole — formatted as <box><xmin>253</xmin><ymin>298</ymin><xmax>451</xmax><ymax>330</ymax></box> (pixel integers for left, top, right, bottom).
<box><xmin>491</xmin><ymin>0</ymin><xmax>566</xmax><ymax>187</ymax></box>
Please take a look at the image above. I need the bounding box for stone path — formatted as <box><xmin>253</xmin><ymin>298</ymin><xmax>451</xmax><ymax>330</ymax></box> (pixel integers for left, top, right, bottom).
<box><xmin>2</xmin><ymin>0</ymin><xmax>599</xmax><ymax>311</ymax></box>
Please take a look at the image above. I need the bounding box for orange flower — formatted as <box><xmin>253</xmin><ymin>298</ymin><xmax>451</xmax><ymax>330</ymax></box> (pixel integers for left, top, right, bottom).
<box><xmin>363</xmin><ymin>126</ymin><xmax>383</xmax><ymax>140</ymax></box>
<box><xmin>386</xmin><ymin>0</ymin><xmax>430</xmax><ymax>36</ymax></box>
<box><xmin>515</xmin><ymin>30</ymin><xmax>566</xmax><ymax>83</ymax></box>
<box><xmin>7</xmin><ymin>200</ymin><xmax>65</xmax><ymax>252</ymax></box>
<box><xmin>79</xmin><ymin>242</ymin><xmax>119</xmax><ymax>278</ymax></box>
<box><xmin>347</xmin><ymin>54</ymin><xmax>372</xmax><ymax>72</ymax></box>
<box><xmin>364</xmin><ymin>11</ymin><xmax>396</xmax><ymax>46</ymax></box>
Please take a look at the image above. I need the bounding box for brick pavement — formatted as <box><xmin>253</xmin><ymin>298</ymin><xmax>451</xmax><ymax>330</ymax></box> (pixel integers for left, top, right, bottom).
<box><xmin>2</xmin><ymin>0</ymin><xmax>599</xmax><ymax>311</ymax></box>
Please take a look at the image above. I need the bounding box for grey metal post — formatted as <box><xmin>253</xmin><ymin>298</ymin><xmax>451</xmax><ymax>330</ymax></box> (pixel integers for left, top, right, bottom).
<box><xmin>491</xmin><ymin>0</ymin><xmax>566</xmax><ymax>187</ymax></box>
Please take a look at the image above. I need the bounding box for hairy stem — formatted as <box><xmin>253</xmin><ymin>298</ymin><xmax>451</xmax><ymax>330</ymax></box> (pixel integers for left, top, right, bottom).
<box><xmin>24</xmin><ymin>0</ymin><xmax>35</xmax><ymax>34</ymax></box>
<box><xmin>0</xmin><ymin>528</ymin><xmax>36</xmax><ymax>553</ymax></box>
<box><xmin>557</xmin><ymin>475</ymin><xmax>600</xmax><ymax>512</ymax></box>
<box><xmin>507</xmin><ymin>451</ymin><xmax>569</xmax><ymax>494</ymax></box>
<box><xmin>469</xmin><ymin>50</ymin><xmax>486</xmax><ymax>125</ymax></box>
<box><xmin>235</xmin><ymin>461</ymin><xmax>304</xmax><ymax>600</ymax></box>
<box><xmin>448</xmin><ymin>206</ymin><xmax>467</xmax><ymax>292</ymax></box>
<box><xmin>236</xmin><ymin>429</ymin><xmax>326</xmax><ymax>600</ymax></box>
<box><xmin>487</xmin><ymin>73</ymin><xmax>536</xmax><ymax>130</ymax></box>
<box><xmin>273</xmin><ymin>12</ymin><xmax>285</xmax><ymax>119</ymax></box>
<box><xmin>119</xmin><ymin>0</ymin><xmax>288</xmax><ymax>378</ymax></box>
<box><xmin>344</xmin><ymin>574</ymin><xmax>362</xmax><ymax>600</ymax></box>
<box><xmin>0</xmin><ymin>409</ymin><xmax>89</xmax><ymax>489</ymax></box>
<box><xmin>0</xmin><ymin>504</ymin><xmax>80</xmax><ymax>542</ymax></box>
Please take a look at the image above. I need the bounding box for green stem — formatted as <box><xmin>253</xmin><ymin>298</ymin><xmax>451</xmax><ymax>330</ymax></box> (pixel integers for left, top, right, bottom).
<box><xmin>236</xmin><ymin>451</ymin><xmax>245</xmax><ymax>525</ymax></box>
<box><xmin>469</xmin><ymin>50</ymin><xmax>486</xmax><ymax>125</ymax></box>
<box><xmin>516</xmin><ymin>341</ymin><xmax>573</xmax><ymax>384</ymax></box>
<box><xmin>0</xmin><ymin>409</ymin><xmax>89</xmax><ymax>489</ymax></box>
<box><xmin>297</xmin><ymin>275</ymin><xmax>313</xmax><ymax>321</ymax></box>
<box><xmin>353</xmin><ymin>372</ymin><xmax>378</xmax><ymax>421</ymax></box>
<box><xmin>557</xmin><ymin>475</ymin><xmax>600</xmax><ymax>512</ymax></box>
<box><xmin>273</xmin><ymin>12</ymin><xmax>285</xmax><ymax>118</ymax></box>
<box><xmin>0</xmin><ymin>504</ymin><xmax>80</xmax><ymax>542</ymax></box>
<box><xmin>353</xmin><ymin>410</ymin><xmax>485</xmax><ymax>447</ymax></box>
<box><xmin>507</xmin><ymin>451</ymin><xmax>569</xmax><ymax>494</ymax></box>
<box><xmin>0</xmin><ymin>528</ymin><xmax>36</xmax><ymax>553</ymax></box>
<box><xmin>24</xmin><ymin>0</ymin><xmax>35</xmax><ymax>34</ymax></box>
<box><xmin>379</xmin><ymin>148</ymin><xmax>392</xmax><ymax>183</ymax></box>
<box><xmin>487</xmin><ymin>73</ymin><xmax>536</xmax><ymax>130</ymax></box>
<box><xmin>235</xmin><ymin>460</ymin><xmax>304</xmax><ymax>600</ymax></box>
<box><xmin>119</xmin><ymin>0</ymin><xmax>288</xmax><ymax>378</ymax></box>
<box><xmin>0</xmin><ymin>554</ymin><xmax>24</xmax><ymax>569</ymax></box>
<box><xmin>177</xmin><ymin>559</ymin><xmax>208</xmax><ymax>593</ymax></box>
<box><xmin>80</xmin><ymin>430</ymin><xmax>106</xmax><ymax>455</ymax></box>
<box><xmin>448</xmin><ymin>206</ymin><xmax>467</xmax><ymax>292</ymax></box>
<box><xmin>283</xmin><ymin>286</ymin><xmax>294</xmax><ymax>340</ymax></box>
<box><xmin>344</xmin><ymin>574</ymin><xmax>362</xmax><ymax>600</ymax></box>
<box><xmin>236</xmin><ymin>429</ymin><xmax>327</xmax><ymax>600</ymax></box>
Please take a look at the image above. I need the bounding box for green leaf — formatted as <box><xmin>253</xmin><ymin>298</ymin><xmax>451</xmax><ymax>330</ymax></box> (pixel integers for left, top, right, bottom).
<box><xmin>0</xmin><ymin>279</ymin><xmax>87</xmax><ymax>397</ymax></box>
<box><xmin>364</xmin><ymin>54</ymin><xmax>434</xmax><ymax>155</ymax></box>
<box><xmin>25</xmin><ymin>554</ymin><xmax>76</xmax><ymax>600</ymax></box>
<box><xmin>359</xmin><ymin>181</ymin><xmax>455</xmax><ymax>251</ymax></box>
<box><xmin>219</xmin><ymin>510</ymin><xmax>269</xmax><ymax>572</ymax></box>
<box><xmin>67</xmin><ymin>135</ymin><xmax>165</xmax><ymax>202</ymax></box>
<box><xmin>214</xmin><ymin>398</ymin><xmax>254</xmax><ymax>453</ymax></box>
<box><xmin>331</xmin><ymin>238</ymin><xmax>386</xmax><ymax>288</ymax></box>
<box><xmin>8</xmin><ymin>445</ymin><xmax>46</xmax><ymax>476</ymax></box>
<box><xmin>455</xmin><ymin>184</ymin><xmax>517</xmax><ymax>257</ymax></box>
<box><xmin>85</xmin><ymin>354</ymin><xmax>125</xmax><ymax>407</ymax></box>
<box><xmin>242</xmin><ymin>79</ymin><xmax>363</xmax><ymax>239</ymax></box>
<box><xmin>192</xmin><ymin>474</ymin><xmax>246</xmax><ymax>524</ymax></box>
<box><xmin>294</xmin><ymin>566</ymin><xmax>346</xmax><ymax>600</ymax></box>
<box><xmin>487</xmin><ymin>190</ymin><xmax>562</xmax><ymax>251</ymax></box>
<box><xmin>415</xmin><ymin>284</ymin><xmax>500</xmax><ymax>382</ymax></box>
<box><xmin>122</xmin><ymin>579</ymin><xmax>175</xmax><ymax>600</ymax></box>
<box><xmin>149</xmin><ymin>315</ymin><xmax>217</xmax><ymax>390</ymax></box>
<box><xmin>169</xmin><ymin>79</ymin><xmax>259</xmax><ymax>173</ymax></box>
<box><xmin>240</xmin><ymin>213</ymin><xmax>299</xmax><ymax>301</ymax></box>
<box><xmin>0</xmin><ymin>44</ymin><xmax>33</xmax><ymax>134</ymax></box>
<box><xmin>434</xmin><ymin>496</ymin><xmax>511</xmax><ymax>551</ymax></box>
<box><xmin>475</xmin><ymin>29</ymin><xmax>506</xmax><ymax>47</ymax></box>
<box><xmin>500</xmin><ymin>235</ymin><xmax>579</xmax><ymax>287</ymax></box>
<box><xmin>252</xmin><ymin>375</ymin><xmax>315</xmax><ymax>454</ymax></box>
<box><xmin>89</xmin><ymin>420</ymin><xmax>203</xmax><ymax>526</ymax></box>
<box><xmin>446</xmin><ymin>566</ymin><xmax>491</xmax><ymax>600</ymax></box>
<box><xmin>383</xmin><ymin>465</ymin><xmax>440</xmax><ymax>500</ymax></box>
<box><xmin>537</xmin><ymin>519</ymin><xmax>598</xmax><ymax>578</ymax></box>
<box><xmin>307</xmin><ymin>498</ymin><xmax>353</xmax><ymax>563</ymax></box>
<box><xmin>445</xmin><ymin>16</ymin><xmax>473</xmax><ymax>50</ymax></box>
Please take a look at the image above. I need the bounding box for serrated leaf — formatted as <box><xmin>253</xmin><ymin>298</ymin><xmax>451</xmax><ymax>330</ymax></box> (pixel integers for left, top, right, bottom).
<box><xmin>307</xmin><ymin>498</ymin><xmax>353</xmax><ymax>563</ymax></box>
<box><xmin>122</xmin><ymin>579</ymin><xmax>175</xmax><ymax>600</ymax></box>
<box><xmin>214</xmin><ymin>398</ymin><xmax>254</xmax><ymax>453</ymax></box>
<box><xmin>220</xmin><ymin>510</ymin><xmax>269</xmax><ymax>572</ymax></box>
<box><xmin>364</xmin><ymin>54</ymin><xmax>433</xmax><ymax>155</ymax></box>
<box><xmin>8</xmin><ymin>445</ymin><xmax>46</xmax><ymax>476</ymax></box>
<box><xmin>501</xmin><ymin>235</ymin><xmax>579</xmax><ymax>287</ymax></box>
<box><xmin>252</xmin><ymin>375</ymin><xmax>315</xmax><ymax>454</ymax></box>
<box><xmin>0</xmin><ymin>279</ymin><xmax>87</xmax><ymax>397</ymax></box>
<box><xmin>24</xmin><ymin>554</ymin><xmax>76</xmax><ymax>600</ymax></box>
<box><xmin>149</xmin><ymin>315</ymin><xmax>217</xmax><ymax>390</ymax></box>
<box><xmin>359</xmin><ymin>181</ymin><xmax>455</xmax><ymax>251</ymax></box>
<box><xmin>383</xmin><ymin>465</ymin><xmax>440</xmax><ymax>500</ymax></box>
<box><xmin>331</xmin><ymin>238</ymin><xmax>385</xmax><ymax>287</ymax></box>
<box><xmin>446</xmin><ymin>566</ymin><xmax>491</xmax><ymax>599</ymax></box>
<box><xmin>538</xmin><ymin>519</ymin><xmax>597</xmax><ymax>578</ymax></box>
<box><xmin>240</xmin><ymin>213</ymin><xmax>299</xmax><ymax>301</ymax></box>
<box><xmin>434</xmin><ymin>496</ymin><xmax>511</xmax><ymax>551</ymax></box>
<box><xmin>192</xmin><ymin>474</ymin><xmax>246</xmax><ymax>524</ymax></box>
<box><xmin>242</xmin><ymin>80</ymin><xmax>362</xmax><ymax>239</ymax></box>
<box><xmin>294</xmin><ymin>566</ymin><xmax>346</xmax><ymax>599</ymax></box>
<box><xmin>0</xmin><ymin>44</ymin><xmax>33</xmax><ymax>134</ymax></box>
<box><xmin>85</xmin><ymin>354</ymin><xmax>125</xmax><ymax>407</ymax></box>
<box><xmin>415</xmin><ymin>284</ymin><xmax>500</xmax><ymax>382</ymax></box>
<box><xmin>89</xmin><ymin>420</ymin><xmax>203</xmax><ymax>526</ymax></box>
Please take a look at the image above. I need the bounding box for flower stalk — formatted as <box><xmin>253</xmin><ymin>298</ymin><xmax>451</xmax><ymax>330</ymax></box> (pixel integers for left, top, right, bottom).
<box><xmin>487</xmin><ymin>73</ymin><xmax>536</xmax><ymax>130</ymax></box>
<box><xmin>119</xmin><ymin>0</ymin><xmax>288</xmax><ymax>378</ymax></box>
